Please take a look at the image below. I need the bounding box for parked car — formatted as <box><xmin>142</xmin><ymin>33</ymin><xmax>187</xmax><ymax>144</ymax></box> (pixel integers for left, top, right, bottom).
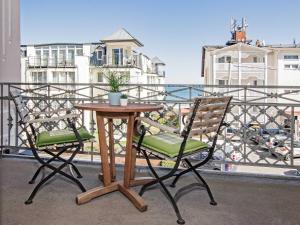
<box><xmin>187</xmin><ymin>144</ymin><xmax>242</xmax><ymax>170</ymax></box>
<box><xmin>249</xmin><ymin>128</ymin><xmax>289</xmax><ymax>145</ymax></box>
<box><xmin>225</xmin><ymin>127</ymin><xmax>241</xmax><ymax>141</ymax></box>
<box><xmin>265</xmin><ymin>138</ymin><xmax>300</xmax><ymax>161</ymax></box>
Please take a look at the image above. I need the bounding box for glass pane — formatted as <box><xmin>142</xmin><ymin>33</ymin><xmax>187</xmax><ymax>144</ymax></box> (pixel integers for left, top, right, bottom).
<box><xmin>76</xmin><ymin>48</ymin><xmax>83</xmax><ymax>56</ymax></box>
<box><xmin>53</xmin><ymin>72</ymin><xmax>59</xmax><ymax>82</ymax></box>
<box><xmin>68</xmin><ymin>72</ymin><xmax>75</xmax><ymax>82</ymax></box>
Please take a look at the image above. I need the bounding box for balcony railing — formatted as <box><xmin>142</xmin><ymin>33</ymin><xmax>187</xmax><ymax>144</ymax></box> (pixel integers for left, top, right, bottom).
<box><xmin>26</xmin><ymin>57</ymin><xmax>76</xmax><ymax>68</ymax></box>
<box><xmin>216</xmin><ymin>63</ymin><xmax>265</xmax><ymax>72</ymax></box>
<box><xmin>1</xmin><ymin>83</ymin><xmax>300</xmax><ymax>173</ymax></box>
<box><xmin>90</xmin><ymin>55</ymin><xmax>142</xmax><ymax>69</ymax></box>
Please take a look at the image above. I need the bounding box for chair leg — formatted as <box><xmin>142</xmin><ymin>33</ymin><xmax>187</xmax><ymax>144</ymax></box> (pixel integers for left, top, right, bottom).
<box><xmin>29</xmin><ymin>150</ymin><xmax>66</xmax><ymax>184</ymax></box>
<box><xmin>184</xmin><ymin>159</ymin><xmax>217</xmax><ymax>205</ymax></box>
<box><xmin>28</xmin><ymin>164</ymin><xmax>46</xmax><ymax>184</ymax></box>
<box><xmin>44</xmin><ymin>148</ymin><xmax>83</xmax><ymax>179</ymax></box>
<box><xmin>25</xmin><ymin>147</ymin><xmax>86</xmax><ymax>204</ymax></box>
<box><xmin>158</xmin><ymin>179</ymin><xmax>185</xmax><ymax>224</ymax></box>
<box><xmin>170</xmin><ymin>166</ymin><xmax>191</xmax><ymax>188</ymax></box>
<box><xmin>25</xmin><ymin>166</ymin><xmax>59</xmax><ymax>204</ymax></box>
<box><xmin>68</xmin><ymin>162</ymin><xmax>83</xmax><ymax>178</ymax></box>
<box><xmin>170</xmin><ymin>159</ymin><xmax>208</xmax><ymax>188</ymax></box>
<box><xmin>140</xmin><ymin>150</ymin><xmax>185</xmax><ymax>224</ymax></box>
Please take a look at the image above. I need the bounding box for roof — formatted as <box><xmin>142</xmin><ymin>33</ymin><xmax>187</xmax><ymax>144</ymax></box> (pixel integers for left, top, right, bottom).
<box><xmin>101</xmin><ymin>28</ymin><xmax>143</xmax><ymax>47</ymax></box>
<box><xmin>211</xmin><ymin>43</ymin><xmax>270</xmax><ymax>54</ymax></box>
<box><xmin>152</xmin><ymin>56</ymin><xmax>165</xmax><ymax>65</ymax></box>
<box><xmin>266</xmin><ymin>43</ymin><xmax>300</xmax><ymax>48</ymax></box>
<box><xmin>203</xmin><ymin>43</ymin><xmax>300</xmax><ymax>51</ymax></box>
<box><xmin>21</xmin><ymin>42</ymin><xmax>102</xmax><ymax>47</ymax></box>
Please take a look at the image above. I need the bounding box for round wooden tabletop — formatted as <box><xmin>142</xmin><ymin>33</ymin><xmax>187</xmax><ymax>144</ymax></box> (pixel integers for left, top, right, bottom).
<box><xmin>74</xmin><ymin>103</ymin><xmax>163</xmax><ymax>113</ymax></box>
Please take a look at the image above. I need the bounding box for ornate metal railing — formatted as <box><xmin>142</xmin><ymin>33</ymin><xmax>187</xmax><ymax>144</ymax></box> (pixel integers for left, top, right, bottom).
<box><xmin>1</xmin><ymin>82</ymin><xmax>300</xmax><ymax>171</ymax></box>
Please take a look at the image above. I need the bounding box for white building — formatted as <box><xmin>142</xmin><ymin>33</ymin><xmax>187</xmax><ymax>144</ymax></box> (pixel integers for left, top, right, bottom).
<box><xmin>21</xmin><ymin>28</ymin><xmax>165</xmax><ymax>100</ymax></box>
<box><xmin>202</xmin><ymin>19</ymin><xmax>300</xmax><ymax>90</ymax></box>
<box><xmin>201</xmin><ymin>18</ymin><xmax>300</xmax><ymax>131</ymax></box>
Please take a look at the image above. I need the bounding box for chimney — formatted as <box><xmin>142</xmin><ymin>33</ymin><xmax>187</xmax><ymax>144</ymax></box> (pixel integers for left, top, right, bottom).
<box><xmin>234</xmin><ymin>30</ymin><xmax>247</xmax><ymax>42</ymax></box>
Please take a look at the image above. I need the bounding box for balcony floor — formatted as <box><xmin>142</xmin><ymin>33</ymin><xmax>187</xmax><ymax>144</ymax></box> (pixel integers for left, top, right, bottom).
<box><xmin>1</xmin><ymin>158</ymin><xmax>300</xmax><ymax>225</ymax></box>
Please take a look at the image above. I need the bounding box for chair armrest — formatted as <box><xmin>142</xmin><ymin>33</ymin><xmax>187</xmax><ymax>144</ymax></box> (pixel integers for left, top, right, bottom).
<box><xmin>136</xmin><ymin>117</ymin><xmax>180</xmax><ymax>134</ymax></box>
<box><xmin>30</xmin><ymin>108</ymin><xmax>73</xmax><ymax>117</ymax></box>
<box><xmin>27</xmin><ymin>113</ymin><xmax>79</xmax><ymax>124</ymax></box>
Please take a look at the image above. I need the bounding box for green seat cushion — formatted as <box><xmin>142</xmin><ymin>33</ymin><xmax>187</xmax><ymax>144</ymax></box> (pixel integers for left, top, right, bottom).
<box><xmin>133</xmin><ymin>133</ymin><xmax>208</xmax><ymax>158</ymax></box>
<box><xmin>36</xmin><ymin>127</ymin><xmax>93</xmax><ymax>147</ymax></box>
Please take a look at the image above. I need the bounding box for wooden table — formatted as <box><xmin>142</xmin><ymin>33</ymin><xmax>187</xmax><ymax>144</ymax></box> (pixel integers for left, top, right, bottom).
<box><xmin>74</xmin><ymin>103</ymin><xmax>162</xmax><ymax>211</ymax></box>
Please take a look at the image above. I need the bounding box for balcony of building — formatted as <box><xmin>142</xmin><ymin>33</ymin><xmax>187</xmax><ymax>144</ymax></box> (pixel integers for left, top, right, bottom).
<box><xmin>90</xmin><ymin>54</ymin><xmax>142</xmax><ymax>69</ymax></box>
<box><xmin>26</xmin><ymin>56</ymin><xmax>76</xmax><ymax>68</ymax></box>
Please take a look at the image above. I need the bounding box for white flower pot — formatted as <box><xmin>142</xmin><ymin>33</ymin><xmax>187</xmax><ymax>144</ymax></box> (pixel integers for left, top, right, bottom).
<box><xmin>120</xmin><ymin>98</ymin><xmax>128</xmax><ymax>106</ymax></box>
<box><xmin>108</xmin><ymin>92</ymin><xmax>121</xmax><ymax>105</ymax></box>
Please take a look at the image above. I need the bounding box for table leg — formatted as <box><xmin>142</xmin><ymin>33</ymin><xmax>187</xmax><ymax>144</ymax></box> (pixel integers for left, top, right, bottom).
<box><xmin>96</xmin><ymin>113</ymin><xmax>111</xmax><ymax>187</ymax></box>
<box><xmin>108</xmin><ymin>118</ymin><xmax>116</xmax><ymax>181</ymax></box>
<box><xmin>130</xmin><ymin>112</ymin><xmax>140</xmax><ymax>181</ymax></box>
<box><xmin>124</xmin><ymin>113</ymin><xmax>134</xmax><ymax>188</ymax></box>
<box><xmin>130</xmin><ymin>146</ymin><xmax>137</xmax><ymax>180</ymax></box>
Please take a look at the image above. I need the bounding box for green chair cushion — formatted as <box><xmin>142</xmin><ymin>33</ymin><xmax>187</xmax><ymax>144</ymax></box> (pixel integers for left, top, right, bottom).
<box><xmin>36</xmin><ymin>127</ymin><xmax>93</xmax><ymax>147</ymax></box>
<box><xmin>133</xmin><ymin>133</ymin><xmax>208</xmax><ymax>158</ymax></box>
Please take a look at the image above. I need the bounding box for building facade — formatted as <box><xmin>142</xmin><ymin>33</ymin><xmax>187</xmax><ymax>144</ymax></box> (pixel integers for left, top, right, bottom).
<box><xmin>21</xmin><ymin>28</ymin><xmax>165</xmax><ymax>100</ymax></box>
<box><xmin>201</xmin><ymin>19</ymin><xmax>300</xmax><ymax>89</ymax></box>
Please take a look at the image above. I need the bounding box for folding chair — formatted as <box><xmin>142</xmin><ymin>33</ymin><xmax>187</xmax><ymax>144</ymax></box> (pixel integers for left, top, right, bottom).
<box><xmin>10</xmin><ymin>90</ymin><xmax>93</xmax><ymax>204</ymax></box>
<box><xmin>134</xmin><ymin>96</ymin><xmax>232</xmax><ymax>224</ymax></box>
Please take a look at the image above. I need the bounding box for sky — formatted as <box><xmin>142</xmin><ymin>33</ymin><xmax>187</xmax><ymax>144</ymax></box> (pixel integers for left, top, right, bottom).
<box><xmin>21</xmin><ymin>0</ymin><xmax>300</xmax><ymax>84</ymax></box>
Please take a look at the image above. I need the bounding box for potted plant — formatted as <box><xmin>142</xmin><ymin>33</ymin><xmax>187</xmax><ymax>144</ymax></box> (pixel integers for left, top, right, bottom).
<box><xmin>105</xmin><ymin>71</ymin><xmax>129</xmax><ymax>105</ymax></box>
<box><xmin>120</xmin><ymin>94</ymin><xmax>128</xmax><ymax>106</ymax></box>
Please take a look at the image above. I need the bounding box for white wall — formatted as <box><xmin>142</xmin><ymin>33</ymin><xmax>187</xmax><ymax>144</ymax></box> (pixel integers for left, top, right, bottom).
<box><xmin>0</xmin><ymin>0</ymin><xmax>21</xmax><ymax>149</ymax></box>
<box><xmin>0</xmin><ymin>0</ymin><xmax>21</xmax><ymax>82</ymax></box>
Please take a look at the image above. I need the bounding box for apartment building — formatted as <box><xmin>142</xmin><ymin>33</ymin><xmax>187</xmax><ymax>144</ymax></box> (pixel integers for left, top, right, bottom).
<box><xmin>21</xmin><ymin>28</ymin><xmax>165</xmax><ymax>99</ymax></box>
<box><xmin>201</xmin><ymin>19</ymin><xmax>300</xmax><ymax>89</ymax></box>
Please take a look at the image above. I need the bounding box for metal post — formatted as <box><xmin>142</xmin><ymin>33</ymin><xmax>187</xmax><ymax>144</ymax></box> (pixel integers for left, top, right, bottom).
<box><xmin>90</xmin><ymin>84</ymin><xmax>94</xmax><ymax>163</ymax></box>
<box><xmin>0</xmin><ymin>83</ymin><xmax>3</xmax><ymax>158</ymax></box>
<box><xmin>291</xmin><ymin>106</ymin><xmax>295</xmax><ymax>166</ymax></box>
<box><xmin>188</xmin><ymin>86</ymin><xmax>192</xmax><ymax>101</ymax></box>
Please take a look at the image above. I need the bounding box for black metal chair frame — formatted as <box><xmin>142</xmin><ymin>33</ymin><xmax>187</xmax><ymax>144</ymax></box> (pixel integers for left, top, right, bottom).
<box><xmin>135</xmin><ymin>97</ymin><xmax>232</xmax><ymax>224</ymax></box>
<box><xmin>10</xmin><ymin>91</ymin><xmax>87</xmax><ymax>204</ymax></box>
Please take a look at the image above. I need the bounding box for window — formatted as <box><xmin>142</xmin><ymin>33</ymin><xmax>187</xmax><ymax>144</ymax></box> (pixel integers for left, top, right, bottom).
<box><xmin>68</xmin><ymin>72</ymin><xmax>75</xmax><ymax>83</ymax></box>
<box><xmin>253</xmin><ymin>80</ymin><xmax>258</xmax><ymax>86</ymax></box>
<box><xmin>284</xmin><ymin>55</ymin><xmax>299</xmax><ymax>60</ymax></box>
<box><xmin>35</xmin><ymin>48</ymin><xmax>41</xmax><ymax>56</ymax></box>
<box><xmin>31</xmin><ymin>71</ymin><xmax>47</xmax><ymax>83</ymax></box>
<box><xmin>75</xmin><ymin>45</ymin><xmax>83</xmax><ymax>56</ymax></box>
<box><xmin>112</xmin><ymin>48</ymin><xmax>123</xmax><ymax>65</ymax></box>
<box><xmin>284</xmin><ymin>64</ymin><xmax>299</xmax><ymax>70</ymax></box>
<box><xmin>96</xmin><ymin>50</ymin><xmax>103</xmax><ymax>60</ymax></box>
<box><xmin>68</xmin><ymin>49</ymin><xmax>75</xmax><ymax>60</ymax></box>
<box><xmin>218</xmin><ymin>56</ymin><xmax>231</xmax><ymax>63</ymax></box>
<box><xmin>53</xmin><ymin>72</ymin><xmax>59</xmax><ymax>83</ymax></box>
<box><xmin>76</xmin><ymin>48</ymin><xmax>83</xmax><ymax>56</ymax></box>
<box><xmin>97</xmin><ymin>72</ymin><xmax>104</xmax><ymax>82</ymax></box>
<box><xmin>51</xmin><ymin>72</ymin><xmax>75</xmax><ymax>83</ymax></box>
<box><xmin>59</xmin><ymin>48</ymin><xmax>66</xmax><ymax>65</ymax></box>
<box><xmin>218</xmin><ymin>80</ymin><xmax>227</xmax><ymax>85</ymax></box>
<box><xmin>253</xmin><ymin>57</ymin><xmax>258</xmax><ymax>63</ymax></box>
